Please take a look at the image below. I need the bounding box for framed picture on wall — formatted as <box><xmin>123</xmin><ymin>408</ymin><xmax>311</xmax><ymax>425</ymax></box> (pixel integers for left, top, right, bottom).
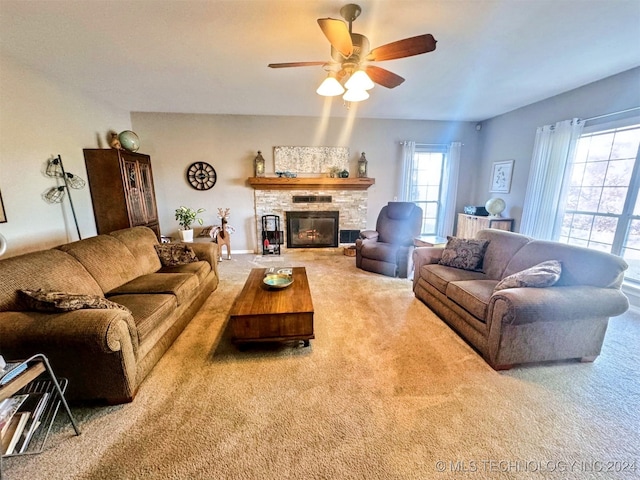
<box><xmin>489</xmin><ymin>160</ymin><xmax>514</xmax><ymax>194</ymax></box>
<box><xmin>0</xmin><ymin>189</ymin><xmax>6</xmax><ymax>223</ymax></box>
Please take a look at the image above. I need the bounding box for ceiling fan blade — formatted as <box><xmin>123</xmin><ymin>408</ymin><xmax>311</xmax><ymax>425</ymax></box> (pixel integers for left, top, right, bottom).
<box><xmin>364</xmin><ymin>66</ymin><xmax>405</xmax><ymax>89</ymax></box>
<box><xmin>366</xmin><ymin>34</ymin><xmax>437</xmax><ymax>62</ymax></box>
<box><xmin>317</xmin><ymin>18</ymin><xmax>353</xmax><ymax>58</ymax></box>
<box><xmin>268</xmin><ymin>61</ymin><xmax>327</xmax><ymax>68</ymax></box>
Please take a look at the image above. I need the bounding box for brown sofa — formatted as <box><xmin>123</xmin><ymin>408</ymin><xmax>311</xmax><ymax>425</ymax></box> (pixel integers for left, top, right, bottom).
<box><xmin>413</xmin><ymin>228</ymin><xmax>629</xmax><ymax>369</ymax></box>
<box><xmin>0</xmin><ymin>227</ymin><xmax>219</xmax><ymax>403</ymax></box>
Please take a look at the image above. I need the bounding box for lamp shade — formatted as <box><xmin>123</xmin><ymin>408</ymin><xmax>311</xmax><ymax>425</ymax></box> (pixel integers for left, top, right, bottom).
<box><xmin>343</xmin><ymin>88</ymin><xmax>369</xmax><ymax>102</ymax></box>
<box><xmin>316</xmin><ymin>76</ymin><xmax>345</xmax><ymax>96</ymax></box>
<box><xmin>345</xmin><ymin>70</ymin><xmax>374</xmax><ymax>91</ymax></box>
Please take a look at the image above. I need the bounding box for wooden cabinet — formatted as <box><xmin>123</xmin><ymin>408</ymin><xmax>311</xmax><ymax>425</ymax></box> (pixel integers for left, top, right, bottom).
<box><xmin>456</xmin><ymin>213</ymin><xmax>514</xmax><ymax>238</ymax></box>
<box><xmin>83</xmin><ymin>149</ymin><xmax>160</xmax><ymax>238</ymax></box>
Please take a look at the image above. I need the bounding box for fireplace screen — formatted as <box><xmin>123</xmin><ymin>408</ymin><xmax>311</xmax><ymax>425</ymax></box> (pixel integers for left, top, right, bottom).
<box><xmin>286</xmin><ymin>211</ymin><xmax>339</xmax><ymax>248</ymax></box>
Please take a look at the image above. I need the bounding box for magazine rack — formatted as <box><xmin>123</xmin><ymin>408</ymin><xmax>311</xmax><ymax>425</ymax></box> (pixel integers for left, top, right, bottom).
<box><xmin>0</xmin><ymin>354</ymin><xmax>80</xmax><ymax>478</ymax></box>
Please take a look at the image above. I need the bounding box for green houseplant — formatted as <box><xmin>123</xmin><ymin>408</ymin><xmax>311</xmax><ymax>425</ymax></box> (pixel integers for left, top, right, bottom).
<box><xmin>175</xmin><ymin>206</ymin><xmax>205</xmax><ymax>242</ymax></box>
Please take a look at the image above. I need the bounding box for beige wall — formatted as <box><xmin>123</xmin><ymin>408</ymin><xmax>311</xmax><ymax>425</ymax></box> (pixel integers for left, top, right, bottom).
<box><xmin>131</xmin><ymin>112</ymin><xmax>480</xmax><ymax>252</ymax></box>
<box><xmin>0</xmin><ymin>53</ymin><xmax>132</xmax><ymax>257</ymax></box>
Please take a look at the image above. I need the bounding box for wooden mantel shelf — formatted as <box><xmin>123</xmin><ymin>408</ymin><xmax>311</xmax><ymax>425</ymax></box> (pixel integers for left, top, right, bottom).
<box><xmin>247</xmin><ymin>177</ymin><xmax>375</xmax><ymax>190</ymax></box>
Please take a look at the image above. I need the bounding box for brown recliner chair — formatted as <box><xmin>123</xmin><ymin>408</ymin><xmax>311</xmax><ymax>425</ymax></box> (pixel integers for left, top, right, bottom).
<box><xmin>355</xmin><ymin>202</ymin><xmax>423</xmax><ymax>278</ymax></box>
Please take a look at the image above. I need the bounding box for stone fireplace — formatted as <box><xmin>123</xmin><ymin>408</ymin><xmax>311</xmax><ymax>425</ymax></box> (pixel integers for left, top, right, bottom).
<box><xmin>248</xmin><ymin>177</ymin><xmax>375</xmax><ymax>252</ymax></box>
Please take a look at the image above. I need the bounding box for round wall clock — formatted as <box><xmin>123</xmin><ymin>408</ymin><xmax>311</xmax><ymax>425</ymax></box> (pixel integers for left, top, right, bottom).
<box><xmin>187</xmin><ymin>162</ymin><xmax>217</xmax><ymax>190</ymax></box>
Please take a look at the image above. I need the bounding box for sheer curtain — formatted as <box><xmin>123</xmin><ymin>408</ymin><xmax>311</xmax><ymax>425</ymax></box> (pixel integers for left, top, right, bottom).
<box><xmin>520</xmin><ymin>119</ymin><xmax>584</xmax><ymax>239</ymax></box>
<box><xmin>399</xmin><ymin>141</ymin><xmax>415</xmax><ymax>201</ymax></box>
<box><xmin>399</xmin><ymin>140</ymin><xmax>460</xmax><ymax>236</ymax></box>
<box><xmin>437</xmin><ymin>142</ymin><xmax>461</xmax><ymax>237</ymax></box>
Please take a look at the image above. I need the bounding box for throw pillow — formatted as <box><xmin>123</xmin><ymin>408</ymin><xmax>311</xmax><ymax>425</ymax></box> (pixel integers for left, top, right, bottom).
<box><xmin>494</xmin><ymin>260</ymin><xmax>562</xmax><ymax>291</ymax></box>
<box><xmin>199</xmin><ymin>226</ymin><xmax>213</xmax><ymax>237</ymax></box>
<box><xmin>18</xmin><ymin>289</ymin><xmax>131</xmax><ymax>314</ymax></box>
<box><xmin>439</xmin><ymin>236</ymin><xmax>490</xmax><ymax>271</ymax></box>
<box><xmin>154</xmin><ymin>243</ymin><xmax>199</xmax><ymax>267</ymax></box>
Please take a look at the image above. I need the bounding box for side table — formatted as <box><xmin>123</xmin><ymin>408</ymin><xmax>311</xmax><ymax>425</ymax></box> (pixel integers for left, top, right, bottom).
<box><xmin>414</xmin><ymin>235</ymin><xmax>447</xmax><ymax>247</ymax></box>
<box><xmin>0</xmin><ymin>354</ymin><xmax>80</xmax><ymax>478</ymax></box>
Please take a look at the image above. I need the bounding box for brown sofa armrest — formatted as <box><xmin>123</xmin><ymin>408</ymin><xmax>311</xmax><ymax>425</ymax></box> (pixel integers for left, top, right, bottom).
<box><xmin>0</xmin><ymin>309</ymin><xmax>139</xmax><ymax>402</ymax></box>
<box><xmin>488</xmin><ymin>285</ymin><xmax>629</xmax><ymax>328</ymax></box>
<box><xmin>189</xmin><ymin>242</ymin><xmax>219</xmax><ymax>277</ymax></box>
<box><xmin>0</xmin><ymin>309</ymin><xmax>138</xmax><ymax>355</ymax></box>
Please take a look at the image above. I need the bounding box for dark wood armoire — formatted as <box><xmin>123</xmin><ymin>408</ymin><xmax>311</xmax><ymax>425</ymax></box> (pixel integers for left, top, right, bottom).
<box><xmin>83</xmin><ymin>149</ymin><xmax>160</xmax><ymax>238</ymax></box>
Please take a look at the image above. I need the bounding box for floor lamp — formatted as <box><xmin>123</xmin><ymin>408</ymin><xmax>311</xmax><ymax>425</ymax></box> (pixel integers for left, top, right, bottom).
<box><xmin>43</xmin><ymin>155</ymin><xmax>85</xmax><ymax>240</ymax></box>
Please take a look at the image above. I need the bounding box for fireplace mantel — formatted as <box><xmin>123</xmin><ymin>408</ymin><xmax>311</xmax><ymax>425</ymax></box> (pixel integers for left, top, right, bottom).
<box><xmin>248</xmin><ymin>177</ymin><xmax>375</xmax><ymax>191</ymax></box>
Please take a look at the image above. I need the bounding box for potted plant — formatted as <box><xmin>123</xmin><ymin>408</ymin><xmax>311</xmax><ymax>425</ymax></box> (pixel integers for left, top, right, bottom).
<box><xmin>175</xmin><ymin>206</ymin><xmax>205</xmax><ymax>242</ymax></box>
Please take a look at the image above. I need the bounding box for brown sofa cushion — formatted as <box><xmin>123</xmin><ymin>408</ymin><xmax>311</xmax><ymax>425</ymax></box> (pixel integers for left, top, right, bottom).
<box><xmin>107</xmin><ymin>273</ymin><xmax>199</xmax><ymax>306</ymax></box>
<box><xmin>57</xmin><ymin>235</ymin><xmax>142</xmax><ymax>293</ymax></box>
<box><xmin>108</xmin><ymin>293</ymin><xmax>177</xmax><ymax>344</ymax></box>
<box><xmin>158</xmin><ymin>261</ymin><xmax>211</xmax><ymax>284</ymax></box>
<box><xmin>154</xmin><ymin>243</ymin><xmax>199</xmax><ymax>267</ymax></box>
<box><xmin>0</xmin><ymin>249</ymin><xmax>104</xmax><ymax>312</ymax></box>
<box><xmin>18</xmin><ymin>289</ymin><xmax>131</xmax><ymax>314</ymax></box>
<box><xmin>110</xmin><ymin>226</ymin><xmax>162</xmax><ymax>275</ymax></box>
<box><xmin>439</xmin><ymin>237</ymin><xmax>489</xmax><ymax>271</ymax></box>
<box><xmin>494</xmin><ymin>260</ymin><xmax>562</xmax><ymax>291</ymax></box>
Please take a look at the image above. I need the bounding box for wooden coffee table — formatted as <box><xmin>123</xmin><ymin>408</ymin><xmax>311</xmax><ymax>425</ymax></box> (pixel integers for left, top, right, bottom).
<box><xmin>229</xmin><ymin>267</ymin><xmax>314</xmax><ymax>347</ymax></box>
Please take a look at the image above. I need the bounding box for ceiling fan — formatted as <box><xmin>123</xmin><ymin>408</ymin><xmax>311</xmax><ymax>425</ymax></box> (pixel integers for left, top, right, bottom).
<box><xmin>268</xmin><ymin>3</ymin><xmax>437</xmax><ymax>102</ymax></box>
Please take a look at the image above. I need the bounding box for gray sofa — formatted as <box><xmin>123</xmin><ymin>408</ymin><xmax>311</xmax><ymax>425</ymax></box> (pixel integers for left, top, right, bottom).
<box><xmin>413</xmin><ymin>228</ymin><xmax>629</xmax><ymax>369</ymax></box>
<box><xmin>0</xmin><ymin>226</ymin><xmax>219</xmax><ymax>403</ymax></box>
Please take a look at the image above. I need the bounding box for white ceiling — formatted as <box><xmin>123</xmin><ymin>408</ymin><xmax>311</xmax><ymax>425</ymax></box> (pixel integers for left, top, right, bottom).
<box><xmin>1</xmin><ymin>0</ymin><xmax>639</xmax><ymax>122</ymax></box>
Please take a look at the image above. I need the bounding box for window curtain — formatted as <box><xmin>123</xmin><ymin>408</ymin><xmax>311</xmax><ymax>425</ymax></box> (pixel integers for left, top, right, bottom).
<box><xmin>437</xmin><ymin>142</ymin><xmax>461</xmax><ymax>237</ymax></box>
<box><xmin>520</xmin><ymin>119</ymin><xmax>584</xmax><ymax>239</ymax></box>
<box><xmin>399</xmin><ymin>141</ymin><xmax>415</xmax><ymax>201</ymax></box>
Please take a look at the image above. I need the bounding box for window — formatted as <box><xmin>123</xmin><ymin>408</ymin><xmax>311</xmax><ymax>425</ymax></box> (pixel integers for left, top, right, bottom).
<box><xmin>559</xmin><ymin>122</ymin><xmax>640</xmax><ymax>282</ymax></box>
<box><xmin>406</xmin><ymin>146</ymin><xmax>446</xmax><ymax>235</ymax></box>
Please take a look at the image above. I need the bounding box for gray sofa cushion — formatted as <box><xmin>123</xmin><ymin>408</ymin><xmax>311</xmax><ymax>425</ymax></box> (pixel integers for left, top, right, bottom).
<box><xmin>446</xmin><ymin>280</ymin><xmax>497</xmax><ymax>320</ymax></box>
<box><xmin>422</xmin><ymin>264</ymin><xmax>487</xmax><ymax>294</ymax></box>
<box><xmin>476</xmin><ymin>229</ymin><xmax>531</xmax><ymax>280</ymax></box>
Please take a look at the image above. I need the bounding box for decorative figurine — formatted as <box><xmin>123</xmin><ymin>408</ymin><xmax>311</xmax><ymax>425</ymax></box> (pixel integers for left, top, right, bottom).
<box><xmin>108</xmin><ymin>130</ymin><xmax>122</xmax><ymax>150</ymax></box>
<box><xmin>358</xmin><ymin>152</ymin><xmax>368</xmax><ymax>178</ymax></box>
<box><xmin>254</xmin><ymin>151</ymin><xmax>265</xmax><ymax>177</ymax></box>
<box><xmin>210</xmin><ymin>208</ymin><xmax>236</xmax><ymax>260</ymax></box>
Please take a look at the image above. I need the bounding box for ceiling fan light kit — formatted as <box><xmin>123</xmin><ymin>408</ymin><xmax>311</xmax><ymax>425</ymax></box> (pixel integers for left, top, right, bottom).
<box><xmin>343</xmin><ymin>88</ymin><xmax>369</xmax><ymax>103</ymax></box>
<box><xmin>269</xmin><ymin>3</ymin><xmax>436</xmax><ymax>106</ymax></box>
<box><xmin>344</xmin><ymin>70</ymin><xmax>374</xmax><ymax>91</ymax></box>
<box><xmin>316</xmin><ymin>73</ymin><xmax>345</xmax><ymax>96</ymax></box>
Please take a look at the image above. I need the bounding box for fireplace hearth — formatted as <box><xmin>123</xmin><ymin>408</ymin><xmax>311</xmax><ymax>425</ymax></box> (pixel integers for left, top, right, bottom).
<box><xmin>286</xmin><ymin>211</ymin><xmax>339</xmax><ymax>248</ymax></box>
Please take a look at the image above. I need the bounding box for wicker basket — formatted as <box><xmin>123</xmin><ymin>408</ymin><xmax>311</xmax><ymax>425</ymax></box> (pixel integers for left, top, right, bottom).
<box><xmin>343</xmin><ymin>246</ymin><xmax>356</xmax><ymax>257</ymax></box>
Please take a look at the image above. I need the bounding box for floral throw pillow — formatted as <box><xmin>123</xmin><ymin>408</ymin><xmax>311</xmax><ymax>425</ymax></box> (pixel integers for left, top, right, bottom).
<box><xmin>154</xmin><ymin>243</ymin><xmax>199</xmax><ymax>267</ymax></box>
<box><xmin>494</xmin><ymin>260</ymin><xmax>562</xmax><ymax>291</ymax></box>
<box><xmin>18</xmin><ymin>289</ymin><xmax>131</xmax><ymax>314</ymax></box>
<box><xmin>438</xmin><ymin>236</ymin><xmax>490</xmax><ymax>272</ymax></box>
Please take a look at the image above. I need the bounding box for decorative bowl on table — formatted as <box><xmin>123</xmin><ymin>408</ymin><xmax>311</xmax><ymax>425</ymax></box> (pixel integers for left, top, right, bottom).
<box><xmin>263</xmin><ymin>273</ymin><xmax>294</xmax><ymax>289</ymax></box>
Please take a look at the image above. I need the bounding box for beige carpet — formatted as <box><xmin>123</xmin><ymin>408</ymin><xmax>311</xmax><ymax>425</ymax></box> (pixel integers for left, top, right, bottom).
<box><xmin>4</xmin><ymin>251</ymin><xmax>639</xmax><ymax>479</ymax></box>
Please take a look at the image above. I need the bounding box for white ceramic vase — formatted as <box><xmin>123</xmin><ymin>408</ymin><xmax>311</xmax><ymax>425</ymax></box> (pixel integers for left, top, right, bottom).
<box><xmin>178</xmin><ymin>228</ymin><xmax>194</xmax><ymax>242</ymax></box>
